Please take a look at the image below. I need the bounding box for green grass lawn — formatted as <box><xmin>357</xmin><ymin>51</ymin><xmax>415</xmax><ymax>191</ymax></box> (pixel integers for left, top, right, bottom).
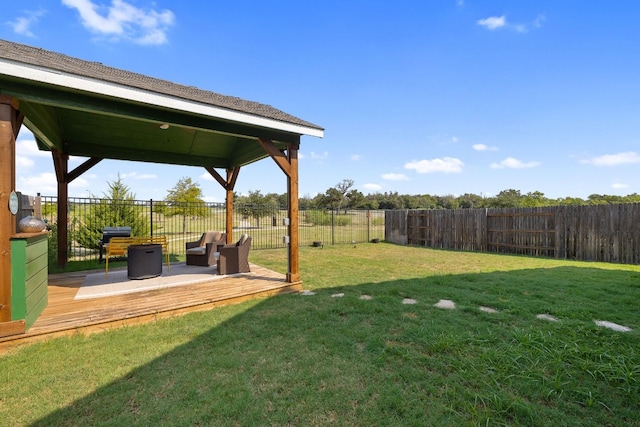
<box><xmin>3</xmin><ymin>243</ymin><xmax>639</xmax><ymax>426</ymax></box>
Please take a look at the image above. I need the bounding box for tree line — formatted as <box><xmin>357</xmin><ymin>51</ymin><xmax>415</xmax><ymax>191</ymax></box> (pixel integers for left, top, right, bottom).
<box><xmin>237</xmin><ymin>179</ymin><xmax>640</xmax><ymax>210</ymax></box>
<box><xmin>46</xmin><ymin>176</ymin><xmax>640</xmax><ymax>261</ymax></box>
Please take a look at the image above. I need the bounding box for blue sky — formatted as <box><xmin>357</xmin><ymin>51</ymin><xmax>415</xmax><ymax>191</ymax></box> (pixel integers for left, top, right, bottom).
<box><xmin>3</xmin><ymin>1</ymin><xmax>640</xmax><ymax>202</ymax></box>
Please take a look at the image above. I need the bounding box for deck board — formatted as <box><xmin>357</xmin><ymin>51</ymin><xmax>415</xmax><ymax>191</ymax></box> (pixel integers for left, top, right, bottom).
<box><xmin>1</xmin><ymin>263</ymin><xmax>300</xmax><ymax>351</ymax></box>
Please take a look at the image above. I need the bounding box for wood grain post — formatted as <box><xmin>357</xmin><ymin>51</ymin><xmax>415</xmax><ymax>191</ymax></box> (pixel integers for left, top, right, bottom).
<box><xmin>226</xmin><ymin>184</ymin><xmax>234</xmax><ymax>244</ymax></box>
<box><xmin>0</xmin><ymin>96</ymin><xmax>20</xmax><ymax>322</ymax></box>
<box><xmin>257</xmin><ymin>138</ymin><xmax>301</xmax><ymax>284</ymax></box>
<box><xmin>52</xmin><ymin>149</ymin><xmax>69</xmax><ymax>267</ymax></box>
<box><xmin>287</xmin><ymin>145</ymin><xmax>300</xmax><ymax>283</ymax></box>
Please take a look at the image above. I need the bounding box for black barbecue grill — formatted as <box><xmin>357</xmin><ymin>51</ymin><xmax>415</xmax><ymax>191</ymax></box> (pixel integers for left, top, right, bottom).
<box><xmin>99</xmin><ymin>226</ymin><xmax>132</xmax><ymax>262</ymax></box>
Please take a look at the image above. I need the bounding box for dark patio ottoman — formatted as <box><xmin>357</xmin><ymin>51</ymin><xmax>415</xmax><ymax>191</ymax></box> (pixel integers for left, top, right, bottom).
<box><xmin>128</xmin><ymin>244</ymin><xmax>162</xmax><ymax>279</ymax></box>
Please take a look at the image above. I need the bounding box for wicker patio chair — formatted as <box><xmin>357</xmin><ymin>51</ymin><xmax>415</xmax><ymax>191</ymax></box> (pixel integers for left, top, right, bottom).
<box><xmin>217</xmin><ymin>233</ymin><xmax>251</xmax><ymax>275</ymax></box>
<box><xmin>186</xmin><ymin>231</ymin><xmax>227</xmax><ymax>266</ymax></box>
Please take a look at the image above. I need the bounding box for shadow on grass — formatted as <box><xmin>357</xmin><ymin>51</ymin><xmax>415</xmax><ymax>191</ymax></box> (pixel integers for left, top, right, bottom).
<box><xmin>27</xmin><ymin>266</ymin><xmax>640</xmax><ymax>426</ymax></box>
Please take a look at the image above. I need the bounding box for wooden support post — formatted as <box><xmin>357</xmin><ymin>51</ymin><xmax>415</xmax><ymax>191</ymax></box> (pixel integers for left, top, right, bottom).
<box><xmin>287</xmin><ymin>145</ymin><xmax>300</xmax><ymax>283</ymax></box>
<box><xmin>257</xmin><ymin>138</ymin><xmax>301</xmax><ymax>283</ymax></box>
<box><xmin>52</xmin><ymin>149</ymin><xmax>69</xmax><ymax>268</ymax></box>
<box><xmin>226</xmin><ymin>186</ymin><xmax>234</xmax><ymax>244</ymax></box>
<box><xmin>205</xmin><ymin>166</ymin><xmax>239</xmax><ymax>244</ymax></box>
<box><xmin>225</xmin><ymin>168</ymin><xmax>236</xmax><ymax>243</ymax></box>
<box><xmin>0</xmin><ymin>96</ymin><xmax>20</xmax><ymax>322</ymax></box>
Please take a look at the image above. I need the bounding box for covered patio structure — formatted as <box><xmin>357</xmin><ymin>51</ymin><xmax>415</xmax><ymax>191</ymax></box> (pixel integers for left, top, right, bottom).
<box><xmin>0</xmin><ymin>39</ymin><xmax>323</xmax><ymax>340</ymax></box>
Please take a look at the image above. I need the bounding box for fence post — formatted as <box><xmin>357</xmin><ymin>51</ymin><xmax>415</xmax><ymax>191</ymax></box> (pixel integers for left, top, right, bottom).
<box><xmin>367</xmin><ymin>210</ymin><xmax>371</xmax><ymax>242</ymax></box>
<box><xmin>331</xmin><ymin>209</ymin><xmax>335</xmax><ymax>245</ymax></box>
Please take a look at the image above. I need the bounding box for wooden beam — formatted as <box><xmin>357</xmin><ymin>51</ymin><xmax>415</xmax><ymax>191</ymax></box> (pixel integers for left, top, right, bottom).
<box><xmin>67</xmin><ymin>157</ymin><xmax>102</xmax><ymax>183</ymax></box>
<box><xmin>0</xmin><ymin>320</ymin><xmax>25</xmax><ymax>338</ymax></box>
<box><xmin>51</xmin><ymin>149</ymin><xmax>69</xmax><ymax>267</ymax></box>
<box><xmin>204</xmin><ymin>166</ymin><xmax>227</xmax><ymax>189</ymax></box>
<box><xmin>51</xmin><ymin>148</ymin><xmax>66</xmax><ymax>183</ymax></box>
<box><xmin>258</xmin><ymin>138</ymin><xmax>292</xmax><ymax>177</ymax></box>
<box><xmin>0</xmin><ymin>96</ymin><xmax>20</xmax><ymax>322</ymax></box>
<box><xmin>227</xmin><ymin>166</ymin><xmax>240</xmax><ymax>190</ymax></box>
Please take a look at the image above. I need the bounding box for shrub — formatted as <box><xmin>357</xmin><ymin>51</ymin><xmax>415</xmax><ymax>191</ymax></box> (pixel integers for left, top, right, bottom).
<box><xmin>304</xmin><ymin>210</ymin><xmax>351</xmax><ymax>226</ymax></box>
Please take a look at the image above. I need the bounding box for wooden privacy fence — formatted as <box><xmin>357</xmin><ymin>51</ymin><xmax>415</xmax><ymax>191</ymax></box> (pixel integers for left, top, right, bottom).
<box><xmin>385</xmin><ymin>204</ymin><xmax>640</xmax><ymax>265</ymax></box>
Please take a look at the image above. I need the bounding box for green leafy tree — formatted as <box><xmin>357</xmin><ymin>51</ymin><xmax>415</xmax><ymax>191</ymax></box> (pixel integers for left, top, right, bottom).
<box><xmin>236</xmin><ymin>190</ymin><xmax>278</xmax><ymax>226</ymax></box>
<box><xmin>346</xmin><ymin>189</ymin><xmax>365</xmax><ymax>209</ymax></box>
<box><xmin>557</xmin><ymin>196</ymin><xmax>585</xmax><ymax>205</ymax></box>
<box><xmin>165</xmin><ymin>177</ymin><xmax>208</xmax><ymax>234</ymax></box>
<box><xmin>436</xmin><ymin>195</ymin><xmax>459</xmax><ymax>209</ymax></box>
<box><xmin>335</xmin><ymin>179</ymin><xmax>354</xmax><ymax>213</ymax></box>
<box><xmin>75</xmin><ymin>176</ymin><xmax>149</xmax><ymax>250</ymax></box>
<box><xmin>492</xmin><ymin>189</ymin><xmax>524</xmax><ymax>208</ymax></box>
<box><xmin>521</xmin><ymin>191</ymin><xmax>551</xmax><ymax>207</ymax></box>
<box><xmin>457</xmin><ymin>193</ymin><xmax>486</xmax><ymax>209</ymax></box>
<box><xmin>152</xmin><ymin>200</ymin><xmax>168</xmax><ymax>215</ymax></box>
<box><xmin>314</xmin><ymin>179</ymin><xmax>355</xmax><ymax>212</ymax></box>
<box><xmin>378</xmin><ymin>192</ymin><xmax>402</xmax><ymax>209</ymax></box>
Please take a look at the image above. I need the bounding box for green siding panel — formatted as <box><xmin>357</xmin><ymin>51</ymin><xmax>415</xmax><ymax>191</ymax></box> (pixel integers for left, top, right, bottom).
<box><xmin>11</xmin><ymin>234</ymin><xmax>49</xmax><ymax>330</ymax></box>
<box><xmin>25</xmin><ymin>281</ymin><xmax>48</xmax><ymax>329</ymax></box>
<box><xmin>25</xmin><ymin>237</ymin><xmax>47</xmax><ymax>260</ymax></box>
<box><xmin>11</xmin><ymin>239</ymin><xmax>27</xmax><ymax>321</ymax></box>
<box><xmin>26</xmin><ymin>296</ymin><xmax>47</xmax><ymax>330</ymax></box>
<box><xmin>25</xmin><ymin>253</ymin><xmax>47</xmax><ymax>294</ymax></box>
<box><xmin>26</xmin><ymin>265</ymin><xmax>48</xmax><ymax>297</ymax></box>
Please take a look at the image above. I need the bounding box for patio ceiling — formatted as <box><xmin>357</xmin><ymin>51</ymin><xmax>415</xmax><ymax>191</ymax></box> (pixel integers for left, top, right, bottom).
<box><xmin>0</xmin><ymin>39</ymin><xmax>323</xmax><ymax>168</ymax></box>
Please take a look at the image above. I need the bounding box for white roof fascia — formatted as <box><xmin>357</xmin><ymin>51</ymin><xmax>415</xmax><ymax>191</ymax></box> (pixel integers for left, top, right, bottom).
<box><xmin>0</xmin><ymin>59</ymin><xmax>324</xmax><ymax>138</ymax></box>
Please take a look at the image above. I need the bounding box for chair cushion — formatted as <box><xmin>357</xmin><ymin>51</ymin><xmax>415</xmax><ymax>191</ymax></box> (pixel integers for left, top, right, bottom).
<box><xmin>201</xmin><ymin>231</ymin><xmax>222</xmax><ymax>246</ymax></box>
<box><xmin>186</xmin><ymin>247</ymin><xmax>206</xmax><ymax>255</ymax></box>
<box><xmin>238</xmin><ymin>233</ymin><xmax>249</xmax><ymax>246</ymax></box>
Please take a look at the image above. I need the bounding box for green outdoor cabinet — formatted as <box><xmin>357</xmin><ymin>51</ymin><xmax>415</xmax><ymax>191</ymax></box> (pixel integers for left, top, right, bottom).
<box><xmin>11</xmin><ymin>233</ymin><xmax>48</xmax><ymax>330</ymax></box>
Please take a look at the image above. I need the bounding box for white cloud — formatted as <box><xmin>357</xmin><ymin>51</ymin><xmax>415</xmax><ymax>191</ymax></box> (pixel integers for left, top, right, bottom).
<box><xmin>62</xmin><ymin>0</ymin><xmax>175</xmax><ymax>45</ymax></box>
<box><xmin>310</xmin><ymin>151</ymin><xmax>328</xmax><ymax>160</ymax></box>
<box><xmin>381</xmin><ymin>173</ymin><xmax>409</xmax><ymax>181</ymax></box>
<box><xmin>17</xmin><ymin>138</ymin><xmax>50</xmax><ymax>157</ymax></box>
<box><xmin>69</xmin><ymin>155</ymin><xmax>87</xmax><ymax>164</ymax></box>
<box><xmin>477</xmin><ymin>14</ymin><xmax>544</xmax><ymax>33</ymax></box>
<box><xmin>16</xmin><ymin>138</ymin><xmax>46</xmax><ymax>168</ymax></box>
<box><xmin>533</xmin><ymin>14</ymin><xmax>546</xmax><ymax>28</ymax></box>
<box><xmin>405</xmin><ymin>157</ymin><xmax>464</xmax><ymax>174</ymax></box>
<box><xmin>581</xmin><ymin>152</ymin><xmax>640</xmax><ymax>166</ymax></box>
<box><xmin>17</xmin><ymin>172</ymin><xmax>57</xmax><ymax>196</ymax></box>
<box><xmin>6</xmin><ymin>9</ymin><xmax>46</xmax><ymax>37</ymax></box>
<box><xmin>477</xmin><ymin>15</ymin><xmax>506</xmax><ymax>30</ymax></box>
<box><xmin>351</xmin><ymin>154</ymin><xmax>361</xmax><ymax>161</ymax></box>
<box><xmin>16</xmin><ymin>156</ymin><xmax>35</xmax><ymax>168</ymax></box>
<box><xmin>490</xmin><ymin>157</ymin><xmax>541</xmax><ymax>169</ymax></box>
<box><xmin>120</xmin><ymin>171</ymin><xmax>157</xmax><ymax>180</ymax></box>
<box><xmin>514</xmin><ymin>24</ymin><xmax>527</xmax><ymax>33</ymax></box>
<box><xmin>472</xmin><ymin>143</ymin><xmax>498</xmax><ymax>151</ymax></box>
<box><xmin>69</xmin><ymin>177</ymin><xmax>90</xmax><ymax>189</ymax></box>
<box><xmin>363</xmin><ymin>183</ymin><xmax>382</xmax><ymax>191</ymax></box>
<box><xmin>612</xmin><ymin>183</ymin><xmax>629</xmax><ymax>189</ymax></box>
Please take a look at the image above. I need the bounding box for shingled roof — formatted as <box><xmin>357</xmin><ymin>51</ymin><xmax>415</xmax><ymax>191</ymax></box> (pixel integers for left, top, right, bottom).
<box><xmin>0</xmin><ymin>38</ymin><xmax>322</xmax><ymax>131</ymax></box>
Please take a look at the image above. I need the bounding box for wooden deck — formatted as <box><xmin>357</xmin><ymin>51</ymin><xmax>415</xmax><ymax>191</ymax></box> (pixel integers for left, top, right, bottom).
<box><xmin>0</xmin><ymin>263</ymin><xmax>301</xmax><ymax>351</ymax></box>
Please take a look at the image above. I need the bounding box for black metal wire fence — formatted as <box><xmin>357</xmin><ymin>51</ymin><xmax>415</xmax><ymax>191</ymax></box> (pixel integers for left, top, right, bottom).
<box><xmin>39</xmin><ymin>196</ymin><xmax>385</xmax><ymax>263</ymax></box>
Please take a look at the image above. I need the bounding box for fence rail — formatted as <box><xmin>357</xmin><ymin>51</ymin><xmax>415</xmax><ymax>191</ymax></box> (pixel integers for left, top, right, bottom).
<box><xmin>385</xmin><ymin>204</ymin><xmax>640</xmax><ymax>265</ymax></box>
<box><xmin>38</xmin><ymin>196</ymin><xmax>385</xmax><ymax>263</ymax></box>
